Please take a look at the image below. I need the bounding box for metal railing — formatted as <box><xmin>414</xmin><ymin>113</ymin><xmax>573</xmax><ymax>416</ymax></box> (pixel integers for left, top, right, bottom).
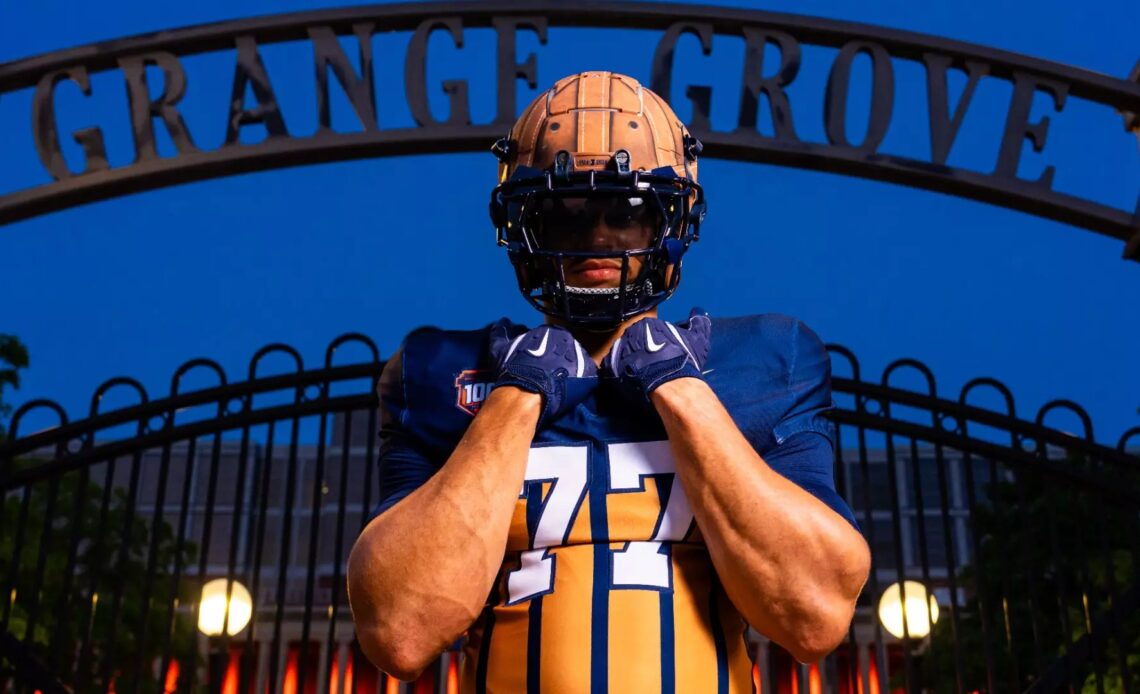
<box><xmin>1</xmin><ymin>333</ymin><xmax>1137</xmax><ymax>693</ymax></box>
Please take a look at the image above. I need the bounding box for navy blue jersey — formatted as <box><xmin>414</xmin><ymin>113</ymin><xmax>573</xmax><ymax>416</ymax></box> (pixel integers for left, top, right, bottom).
<box><xmin>372</xmin><ymin>314</ymin><xmax>856</xmax><ymax>693</ymax></box>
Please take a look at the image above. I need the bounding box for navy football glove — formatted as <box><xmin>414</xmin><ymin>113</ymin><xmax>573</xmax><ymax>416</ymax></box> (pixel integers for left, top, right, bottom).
<box><xmin>489</xmin><ymin>324</ymin><xmax>598</xmax><ymax>425</ymax></box>
<box><xmin>602</xmin><ymin>308</ymin><xmax>711</xmax><ymax>396</ymax></box>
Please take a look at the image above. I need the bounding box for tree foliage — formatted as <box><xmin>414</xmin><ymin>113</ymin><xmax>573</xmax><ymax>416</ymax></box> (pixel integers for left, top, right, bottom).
<box><xmin>0</xmin><ymin>333</ymin><xmax>30</xmax><ymax>440</ymax></box>
<box><xmin>916</xmin><ymin>453</ymin><xmax>1140</xmax><ymax>693</ymax></box>
<box><xmin>1</xmin><ymin>459</ymin><xmax>200</xmax><ymax>692</ymax></box>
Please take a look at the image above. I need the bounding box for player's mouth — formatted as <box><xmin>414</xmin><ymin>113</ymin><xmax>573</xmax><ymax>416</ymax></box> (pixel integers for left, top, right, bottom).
<box><xmin>566</xmin><ymin>259</ymin><xmax>624</xmax><ymax>285</ymax></box>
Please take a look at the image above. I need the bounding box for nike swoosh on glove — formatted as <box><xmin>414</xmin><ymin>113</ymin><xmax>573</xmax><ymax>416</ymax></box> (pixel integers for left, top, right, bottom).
<box><xmin>602</xmin><ymin>308</ymin><xmax>711</xmax><ymax>396</ymax></box>
<box><xmin>489</xmin><ymin>324</ymin><xmax>598</xmax><ymax>426</ymax></box>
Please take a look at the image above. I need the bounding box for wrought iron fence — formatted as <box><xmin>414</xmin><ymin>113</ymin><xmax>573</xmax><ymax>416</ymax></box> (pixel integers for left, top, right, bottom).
<box><xmin>1</xmin><ymin>333</ymin><xmax>1137</xmax><ymax>693</ymax></box>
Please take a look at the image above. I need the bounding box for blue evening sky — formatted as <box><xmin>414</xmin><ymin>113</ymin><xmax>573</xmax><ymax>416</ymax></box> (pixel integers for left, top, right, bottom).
<box><xmin>1</xmin><ymin>0</ymin><xmax>1137</xmax><ymax>446</ymax></box>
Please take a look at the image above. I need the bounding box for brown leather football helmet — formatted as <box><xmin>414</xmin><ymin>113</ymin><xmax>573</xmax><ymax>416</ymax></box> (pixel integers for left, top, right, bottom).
<box><xmin>490</xmin><ymin>71</ymin><xmax>705</xmax><ymax>327</ymax></box>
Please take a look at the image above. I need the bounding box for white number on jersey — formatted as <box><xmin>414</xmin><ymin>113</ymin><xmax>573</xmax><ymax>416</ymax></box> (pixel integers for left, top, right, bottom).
<box><xmin>608</xmin><ymin>441</ymin><xmax>694</xmax><ymax>590</ymax></box>
<box><xmin>506</xmin><ymin>445</ymin><xmax>589</xmax><ymax>605</ymax></box>
<box><xmin>506</xmin><ymin>441</ymin><xmax>695</xmax><ymax>602</ymax></box>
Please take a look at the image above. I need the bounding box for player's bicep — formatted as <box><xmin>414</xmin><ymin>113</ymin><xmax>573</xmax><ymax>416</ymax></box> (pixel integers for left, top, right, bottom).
<box><xmin>763</xmin><ymin>431</ymin><xmax>859</xmax><ymax>531</ymax></box>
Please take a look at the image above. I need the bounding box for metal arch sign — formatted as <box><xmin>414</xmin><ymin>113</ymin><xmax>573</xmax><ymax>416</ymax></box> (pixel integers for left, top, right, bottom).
<box><xmin>1</xmin><ymin>1</ymin><xmax>1139</xmax><ymax>260</ymax></box>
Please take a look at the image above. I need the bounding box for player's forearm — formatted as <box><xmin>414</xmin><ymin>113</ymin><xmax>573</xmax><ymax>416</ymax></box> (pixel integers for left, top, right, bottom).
<box><xmin>347</xmin><ymin>387</ymin><xmax>540</xmax><ymax>678</ymax></box>
<box><xmin>651</xmin><ymin>378</ymin><xmax>870</xmax><ymax>663</ymax></box>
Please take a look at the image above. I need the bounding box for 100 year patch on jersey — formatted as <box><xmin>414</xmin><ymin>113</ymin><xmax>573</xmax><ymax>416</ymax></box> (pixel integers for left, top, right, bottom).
<box><xmin>455</xmin><ymin>369</ymin><xmax>495</xmax><ymax>416</ymax></box>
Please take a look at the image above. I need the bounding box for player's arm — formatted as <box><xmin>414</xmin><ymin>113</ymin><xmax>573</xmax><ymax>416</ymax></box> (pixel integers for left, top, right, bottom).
<box><xmin>607</xmin><ymin>314</ymin><xmax>870</xmax><ymax>664</ymax></box>
<box><xmin>347</xmin><ymin>325</ymin><xmax>595</xmax><ymax>680</ymax></box>
<box><xmin>347</xmin><ymin>381</ymin><xmax>538</xmax><ymax>680</ymax></box>
<box><xmin>651</xmin><ymin>376</ymin><xmax>870</xmax><ymax>663</ymax></box>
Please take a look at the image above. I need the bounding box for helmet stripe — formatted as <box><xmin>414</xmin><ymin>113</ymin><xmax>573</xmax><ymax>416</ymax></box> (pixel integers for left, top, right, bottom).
<box><xmin>643</xmin><ymin>88</ymin><xmax>663</xmax><ymax>168</ymax></box>
<box><xmin>577</xmin><ymin>74</ymin><xmax>587</xmax><ymax>153</ymax></box>
<box><xmin>601</xmin><ymin>72</ymin><xmax>611</xmax><ymax>153</ymax></box>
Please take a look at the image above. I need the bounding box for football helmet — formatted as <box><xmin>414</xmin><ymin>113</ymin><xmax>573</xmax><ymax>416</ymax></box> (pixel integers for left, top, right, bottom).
<box><xmin>490</xmin><ymin>72</ymin><xmax>706</xmax><ymax>328</ymax></box>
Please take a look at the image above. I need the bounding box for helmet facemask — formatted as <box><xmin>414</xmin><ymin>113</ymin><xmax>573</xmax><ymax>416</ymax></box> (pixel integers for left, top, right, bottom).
<box><xmin>489</xmin><ymin>72</ymin><xmax>706</xmax><ymax>328</ymax></box>
<box><xmin>491</xmin><ymin>154</ymin><xmax>704</xmax><ymax>328</ymax></box>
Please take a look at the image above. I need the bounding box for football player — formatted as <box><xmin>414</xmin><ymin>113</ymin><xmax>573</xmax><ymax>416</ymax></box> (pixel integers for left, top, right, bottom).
<box><xmin>347</xmin><ymin>71</ymin><xmax>871</xmax><ymax>692</ymax></box>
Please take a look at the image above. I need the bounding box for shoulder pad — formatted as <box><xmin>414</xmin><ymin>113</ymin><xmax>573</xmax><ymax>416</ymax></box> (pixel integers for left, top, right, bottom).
<box><xmin>705</xmin><ymin>314</ymin><xmax>830</xmax><ymax>453</ymax></box>
<box><xmin>399</xmin><ymin>320</ymin><xmax>527</xmax><ymax>457</ymax></box>
<box><xmin>707</xmin><ymin>313</ymin><xmax>801</xmax><ymax>385</ymax></box>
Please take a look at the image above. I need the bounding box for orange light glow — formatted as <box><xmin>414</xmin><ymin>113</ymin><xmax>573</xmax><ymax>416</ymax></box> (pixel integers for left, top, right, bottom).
<box><xmin>868</xmin><ymin>648</ymin><xmax>881</xmax><ymax>694</ymax></box>
<box><xmin>344</xmin><ymin>652</ymin><xmax>355</xmax><ymax>693</ymax></box>
<box><xmin>163</xmin><ymin>660</ymin><xmax>181</xmax><ymax>694</ymax></box>
<box><xmin>791</xmin><ymin>666</ymin><xmax>799</xmax><ymax>694</ymax></box>
<box><xmin>386</xmin><ymin>673</ymin><xmax>401</xmax><ymax>694</ymax></box>
<box><xmin>223</xmin><ymin>648</ymin><xmax>240</xmax><ymax>694</ymax></box>
<box><xmin>752</xmin><ymin>661</ymin><xmax>762</xmax><ymax>693</ymax></box>
<box><xmin>809</xmin><ymin>663</ymin><xmax>822</xmax><ymax>694</ymax></box>
<box><xmin>447</xmin><ymin>656</ymin><xmax>459</xmax><ymax>694</ymax></box>
<box><xmin>284</xmin><ymin>647</ymin><xmax>300</xmax><ymax>694</ymax></box>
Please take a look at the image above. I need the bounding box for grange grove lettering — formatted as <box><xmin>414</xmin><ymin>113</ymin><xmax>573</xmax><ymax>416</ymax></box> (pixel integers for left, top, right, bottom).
<box><xmin>4</xmin><ymin>4</ymin><xmax>1137</xmax><ymax>258</ymax></box>
<box><xmin>649</xmin><ymin>22</ymin><xmax>1069</xmax><ymax>187</ymax></box>
<box><xmin>31</xmin><ymin>18</ymin><xmax>1064</xmax><ymax>190</ymax></box>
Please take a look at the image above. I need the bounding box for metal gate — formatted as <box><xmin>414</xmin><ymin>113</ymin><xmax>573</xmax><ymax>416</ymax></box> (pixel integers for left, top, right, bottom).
<box><xmin>2</xmin><ymin>334</ymin><xmax>1136</xmax><ymax>693</ymax></box>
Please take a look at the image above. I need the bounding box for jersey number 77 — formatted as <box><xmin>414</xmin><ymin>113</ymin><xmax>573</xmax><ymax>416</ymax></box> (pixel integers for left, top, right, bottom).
<box><xmin>507</xmin><ymin>441</ymin><xmax>695</xmax><ymax>604</ymax></box>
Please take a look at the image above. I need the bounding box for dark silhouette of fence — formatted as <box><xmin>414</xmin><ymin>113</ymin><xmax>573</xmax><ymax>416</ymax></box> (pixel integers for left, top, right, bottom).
<box><xmin>2</xmin><ymin>333</ymin><xmax>1136</xmax><ymax>693</ymax></box>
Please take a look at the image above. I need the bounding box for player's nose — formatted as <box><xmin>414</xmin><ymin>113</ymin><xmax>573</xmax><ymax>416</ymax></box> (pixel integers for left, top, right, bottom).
<box><xmin>583</xmin><ymin>219</ymin><xmax>621</xmax><ymax>251</ymax></box>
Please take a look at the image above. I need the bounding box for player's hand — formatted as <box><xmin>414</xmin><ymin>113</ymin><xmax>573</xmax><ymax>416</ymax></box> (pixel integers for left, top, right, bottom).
<box><xmin>489</xmin><ymin>324</ymin><xmax>598</xmax><ymax>425</ymax></box>
<box><xmin>602</xmin><ymin>308</ymin><xmax>711</xmax><ymax>396</ymax></box>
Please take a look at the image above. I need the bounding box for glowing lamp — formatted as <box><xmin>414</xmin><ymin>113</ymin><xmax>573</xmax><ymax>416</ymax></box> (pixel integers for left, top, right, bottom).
<box><xmin>877</xmin><ymin>580</ymin><xmax>939</xmax><ymax>639</ymax></box>
<box><xmin>197</xmin><ymin>578</ymin><xmax>253</xmax><ymax>636</ymax></box>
